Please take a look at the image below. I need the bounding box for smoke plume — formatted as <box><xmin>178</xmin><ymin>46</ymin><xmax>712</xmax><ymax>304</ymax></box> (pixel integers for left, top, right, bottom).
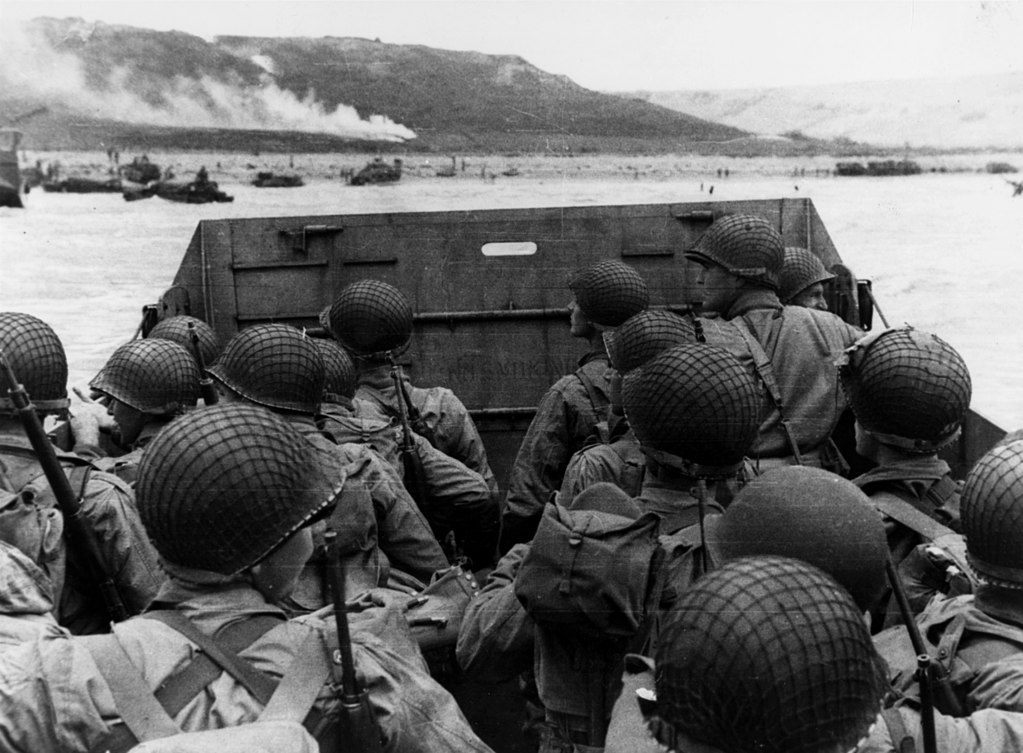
<box><xmin>0</xmin><ymin>19</ymin><xmax>416</xmax><ymax>142</ymax></box>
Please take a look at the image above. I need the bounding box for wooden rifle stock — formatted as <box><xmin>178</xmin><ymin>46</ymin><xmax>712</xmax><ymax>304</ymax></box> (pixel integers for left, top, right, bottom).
<box><xmin>187</xmin><ymin>322</ymin><xmax>219</xmax><ymax>405</ymax></box>
<box><xmin>0</xmin><ymin>348</ymin><xmax>131</xmax><ymax>623</ymax></box>
<box><xmin>387</xmin><ymin>358</ymin><xmax>430</xmax><ymax>513</ymax></box>
<box><xmin>323</xmin><ymin>530</ymin><xmax>384</xmax><ymax>753</ymax></box>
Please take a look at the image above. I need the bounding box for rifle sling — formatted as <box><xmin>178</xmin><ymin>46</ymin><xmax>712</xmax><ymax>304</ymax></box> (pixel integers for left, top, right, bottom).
<box><xmin>872</xmin><ymin>491</ymin><xmax>957</xmax><ymax>542</ymax></box>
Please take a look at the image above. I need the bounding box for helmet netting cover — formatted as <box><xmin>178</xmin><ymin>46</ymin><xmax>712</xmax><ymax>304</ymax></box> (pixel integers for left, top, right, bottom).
<box><xmin>0</xmin><ymin>312</ymin><xmax>68</xmax><ymax>407</ymax></box>
<box><xmin>568</xmin><ymin>260</ymin><xmax>650</xmax><ymax>327</ymax></box>
<box><xmin>90</xmin><ymin>339</ymin><xmax>201</xmax><ymax>414</ymax></box>
<box><xmin>327</xmin><ymin>280</ymin><xmax>413</xmax><ymax>355</ymax></box>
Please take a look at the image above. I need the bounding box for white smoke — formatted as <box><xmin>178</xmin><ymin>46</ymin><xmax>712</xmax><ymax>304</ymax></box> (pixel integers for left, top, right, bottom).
<box><xmin>0</xmin><ymin>20</ymin><xmax>416</xmax><ymax>142</ymax></box>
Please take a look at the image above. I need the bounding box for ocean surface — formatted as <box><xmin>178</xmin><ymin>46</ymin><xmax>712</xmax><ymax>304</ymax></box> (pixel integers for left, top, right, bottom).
<box><xmin>2</xmin><ymin>160</ymin><xmax>1021</xmax><ymax>431</ymax></box>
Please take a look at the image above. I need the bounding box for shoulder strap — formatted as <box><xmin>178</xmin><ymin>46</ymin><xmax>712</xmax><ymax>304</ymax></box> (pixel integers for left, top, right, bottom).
<box><xmin>259</xmin><ymin>630</ymin><xmax>332</xmax><ymax>723</ymax></box>
<box><xmin>151</xmin><ymin>613</ymin><xmax>284</xmax><ymax>717</ymax></box>
<box><xmin>144</xmin><ymin>610</ymin><xmax>279</xmax><ymax>705</ymax></box>
<box><xmin>67</xmin><ymin>464</ymin><xmax>93</xmax><ymax>500</ymax></box>
<box><xmin>78</xmin><ymin>633</ymin><xmax>181</xmax><ymax>743</ymax></box>
<box><xmin>926</xmin><ymin>475</ymin><xmax>962</xmax><ymax>507</ymax></box>
<box><xmin>572</xmin><ymin>363</ymin><xmax>608</xmax><ymax>420</ymax></box>
<box><xmin>881</xmin><ymin>707</ymin><xmax>915</xmax><ymax>753</ymax></box>
<box><xmin>873</xmin><ymin>490</ymin><xmax>957</xmax><ymax>541</ymax></box>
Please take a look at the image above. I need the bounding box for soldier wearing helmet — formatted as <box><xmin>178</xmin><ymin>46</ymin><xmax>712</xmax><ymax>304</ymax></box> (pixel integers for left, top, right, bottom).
<box><xmin>605</xmin><ymin>556</ymin><xmax>1023</xmax><ymax>753</ymax></box>
<box><xmin>145</xmin><ymin>315</ymin><xmax>222</xmax><ymax>367</ymax></box>
<box><xmin>839</xmin><ymin>326</ymin><xmax>973</xmax><ymax>628</ymax></box>
<box><xmin>558</xmin><ymin>310</ymin><xmax>697</xmax><ymax>501</ymax></box>
<box><xmin>0</xmin><ymin>403</ymin><xmax>494</xmax><ymax>753</ymax></box>
<box><xmin>500</xmin><ymin>260</ymin><xmax>650</xmax><ymax>552</ymax></box>
<box><xmin>208</xmin><ymin>323</ymin><xmax>448</xmax><ymax>592</ymax></box>
<box><xmin>86</xmin><ymin>338</ymin><xmax>201</xmax><ymax>484</ymax></box>
<box><xmin>314</xmin><ymin>337</ymin><xmax>498</xmax><ymax>573</ymax></box>
<box><xmin>323</xmin><ymin>279</ymin><xmax>498</xmax><ymax>497</ymax></box>
<box><xmin>778</xmin><ymin>246</ymin><xmax>835</xmax><ymax>310</ymax></box>
<box><xmin>0</xmin><ymin>312</ymin><xmax>164</xmax><ymax>635</ymax></box>
<box><xmin>685</xmin><ymin>214</ymin><xmax>863</xmax><ymax>471</ymax></box>
<box><xmin>875</xmin><ymin>438</ymin><xmax>1023</xmax><ymax>717</ymax></box>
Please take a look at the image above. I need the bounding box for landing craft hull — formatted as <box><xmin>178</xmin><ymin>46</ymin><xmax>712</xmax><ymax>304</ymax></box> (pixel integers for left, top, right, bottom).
<box><xmin>147</xmin><ymin>197</ymin><xmax>1005</xmax><ymax>485</ymax></box>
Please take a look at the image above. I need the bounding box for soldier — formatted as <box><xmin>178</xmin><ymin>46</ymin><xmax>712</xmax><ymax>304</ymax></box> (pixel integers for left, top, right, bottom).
<box><xmin>839</xmin><ymin>326</ymin><xmax>972</xmax><ymax>627</ymax></box>
<box><xmin>86</xmin><ymin>338</ymin><xmax>201</xmax><ymax>484</ymax></box>
<box><xmin>145</xmin><ymin>315</ymin><xmax>222</xmax><ymax>367</ymax></box>
<box><xmin>558</xmin><ymin>309</ymin><xmax>696</xmax><ymax>500</ymax></box>
<box><xmin>778</xmin><ymin>245</ymin><xmax>835</xmax><ymax>310</ymax></box>
<box><xmin>0</xmin><ymin>312</ymin><xmax>164</xmax><ymax>635</ymax></box>
<box><xmin>207</xmin><ymin>323</ymin><xmax>447</xmax><ymax>593</ymax></box>
<box><xmin>685</xmin><ymin>214</ymin><xmax>862</xmax><ymax>471</ymax></box>
<box><xmin>606</xmin><ymin>556</ymin><xmax>1023</xmax><ymax>753</ymax></box>
<box><xmin>876</xmin><ymin>439</ymin><xmax>1023</xmax><ymax>716</ymax></box>
<box><xmin>323</xmin><ymin>279</ymin><xmax>498</xmax><ymax>494</ymax></box>
<box><xmin>314</xmin><ymin>336</ymin><xmax>498</xmax><ymax>572</ymax></box>
<box><xmin>501</xmin><ymin>260</ymin><xmax>650</xmax><ymax>552</ymax></box>
<box><xmin>0</xmin><ymin>403</ymin><xmax>494</xmax><ymax>753</ymax></box>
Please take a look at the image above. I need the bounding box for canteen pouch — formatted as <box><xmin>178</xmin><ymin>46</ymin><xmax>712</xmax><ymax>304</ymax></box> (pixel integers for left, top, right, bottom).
<box><xmin>514</xmin><ymin>504</ymin><xmax>663</xmax><ymax>639</ymax></box>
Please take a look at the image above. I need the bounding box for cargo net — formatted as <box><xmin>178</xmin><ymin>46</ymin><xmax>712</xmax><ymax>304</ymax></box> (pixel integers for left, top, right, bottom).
<box><xmin>653</xmin><ymin>556</ymin><xmax>882</xmax><ymax>753</ymax></box>
<box><xmin>844</xmin><ymin>328</ymin><xmax>971</xmax><ymax>447</ymax></box>
<box><xmin>0</xmin><ymin>312</ymin><xmax>68</xmax><ymax>406</ymax></box>
<box><xmin>210</xmin><ymin>324</ymin><xmax>324</xmax><ymax>413</ymax></box>
<box><xmin>962</xmin><ymin>440</ymin><xmax>1023</xmax><ymax>584</ymax></box>
<box><xmin>569</xmin><ymin>260</ymin><xmax>650</xmax><ymax>327</ymax></box>
<box><xmin>327</xmin><ymin>280</ymin><xmax>413</xmax><ymax>356</ymax></box>
<box><xmin>623</xmin><ymin>343</ymin><xmax>760</xmax><ymax>466</ymax></box>
<box><xmin>147</xmin><ymin>315</ymin><xmax>222</xmax><ymax>365</ymax></box>
<box><xmin>136</xmin><ymin>403</ymin><xmax>332</xmax><ymax>574</ymax></box>
<box><xmin>605</xmin><ymin>310</ymin><xmax>697</xmax><ymax>374</ymax></box>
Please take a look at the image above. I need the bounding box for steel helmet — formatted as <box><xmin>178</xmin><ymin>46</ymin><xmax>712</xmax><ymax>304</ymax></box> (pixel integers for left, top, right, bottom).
<box><xmin>135</xmin><ymin>403</ymin><xmax>341</xmax><ymax>575</ymax></box>
<box><xmin>960</xmin><ymin>439</ymin><xmax>1023</xmax><ymax>587</ymax></box>
<box><xmin>603</xmin><ymin>309</ymin><xmax>697</xmax><ymax>374</ymax></box>
<box><xmin>684</xmin><ymin>214</ymin><xmax>785</xmax><ymax>290</ymax></box>
<box><xmin>568</xmin><ymin>260</ymin><xmax>650</xmax><ymax>327</ymax></box>
<box><xmin>314</xmin><ymin>337</ymin><xmax>357</xmax><ymax>403</ymax></box>
<box><xmin>716</xmin><ymin>466</ymin><xmax>888</xmax><ymax>611</ymax></box>
<box><xmin>778</xmin><ymin>247</ymin><xmax>835</xmax><ymax>304</ymax></box>
<box><xmin>325</xmin><ymin>280</ymin><xmax>414</xmax><ymax>356</ymax></box>
<box><xmin>208</xmin><ymin>324</ymin><xmax>325</xmax><ymax>414</ymax></box>
<box><xmin>0</xmin><ymin>312</ymin><xmax>69</xmax><ymax>415</ymax></box>
<box><xmin>651</xmin><ymin>556</ymin><xmax>885</xmax><ymax>753</ymax></box>
<box><xmin>90</xmin><ymin>339</ymin><xmax>201</xmax><ymax>416</ymax></box>
<box><xmin>622</xmin><ymin>343</ymin><xmax>760</xmax><ymax>475</ymax></box>
<box><xmin>839</xmin><ymin>326</ymin><xmax>971</xmax><ymax>453</ymax></box>
<box><xmin>146</xmin><ymin>315</ymin><xmax>222</xmax><ymax>366</ymax></box>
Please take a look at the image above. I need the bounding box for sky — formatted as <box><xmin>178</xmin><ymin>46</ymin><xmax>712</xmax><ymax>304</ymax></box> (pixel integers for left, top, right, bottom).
<box><xmin>1</xmin><ymin>0</ymin><xmax>1020</xmax><ymax>92</ymax></box>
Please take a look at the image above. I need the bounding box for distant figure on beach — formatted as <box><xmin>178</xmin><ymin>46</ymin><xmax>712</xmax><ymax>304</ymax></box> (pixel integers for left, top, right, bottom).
<box><xmin>709</xmin><ymin>185</ymin><xmax>714</xmax><ymax>194</ymax></box>
<box><xmin>1009</xmin><ymin>179</ymin><xmax>1023</xmax><ymax>197</ymax></box>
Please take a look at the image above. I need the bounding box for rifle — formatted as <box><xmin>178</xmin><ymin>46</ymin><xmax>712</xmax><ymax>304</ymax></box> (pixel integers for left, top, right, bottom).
<box><xmin>187</xmin><ymin>322</ymin><xmax>219</xmax><ymax>405</ymax></box>
<box><xmin>887</xmin><ymin>554</ymin><xmax>963</xmax><ymax>748</ymax></box>
<box><xmin>387</xmin><ymin>355</ymin><xmax>430</xmax><ymax>514</ymax></box>
<box><xmin>323</xmin><ymin>529</ymin><xmax>384</xmax><ymax>753</ymax></box>
<box><xmin>0</xmin><ymin>348</ymin><xmax>131</xmax><ymax>623</ymax></box>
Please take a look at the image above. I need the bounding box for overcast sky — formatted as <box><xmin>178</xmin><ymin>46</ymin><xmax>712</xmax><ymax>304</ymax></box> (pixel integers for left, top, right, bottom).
<box><xmin>1</xmin><ymin>0</ymin><xmax>1020</xmax><ymax>91</ymax></box>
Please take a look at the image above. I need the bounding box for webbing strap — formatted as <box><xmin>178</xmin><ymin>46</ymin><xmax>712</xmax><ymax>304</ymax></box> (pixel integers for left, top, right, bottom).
<box><xmin>151</xmin><ymin>614</ymin><xmax>283</xmax><ymax>717</ymax></box>
<box><xmin>573</xmin><ymin>363</ymin><xmax>609</xmax><ymax>422</ymax></box>
<box><xmin>144</xmin><ymin>611</ymin><xmax>278</xmax><ymax>705</ymax></box>
<box><xmin>881</xmin><ymin>707</ymin><xmax>915</xmax><ymax>753</ymax></box>
<box><xmin>78</xmin><ymin>633</ymin><xmax>180</xmax><ymax>742</ymax></box>
<box><xmin>873</xmin><ymin>492</ymin><xmax>957</xmax><ymax>542</ymax></box>
<box><xmin>259</xmin><ymin>630</ymin><xmax>332</xmax><ymax>722</ymax></box>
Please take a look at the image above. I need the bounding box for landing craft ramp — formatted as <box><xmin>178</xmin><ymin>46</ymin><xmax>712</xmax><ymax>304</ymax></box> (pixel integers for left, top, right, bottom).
<box><xmin>151</xmin><ymin>197</ymin><xmax>1003</xmax><ymax>485</ymax></box>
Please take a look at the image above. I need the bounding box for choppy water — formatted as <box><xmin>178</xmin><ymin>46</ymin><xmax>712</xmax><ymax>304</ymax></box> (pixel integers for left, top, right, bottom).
<box><xmin>2</xmin><ymin>164</ymin><xmax>1021</xmax><ymax>430</ymax></box>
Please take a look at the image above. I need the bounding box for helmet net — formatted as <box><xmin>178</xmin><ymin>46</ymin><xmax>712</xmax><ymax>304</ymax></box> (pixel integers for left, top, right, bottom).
<box><xmin>778</xmin><ymin>247</ymin><xmax>835</xmax><ymax>303</ymax></box>
<box><xmin>136</xmin><ymin>403</ymin><xmax>338</xmax><ymax>574</ymax></box>
<box><xmin>90</xmin><ymin>339</ymin><xmax>200</xmax><ymax>414</ymax></box>
<box><xmin>315</xmin><ymin>338</ymin><xmax>357</xmax><ymax>402</ymax></box>
<box><xmin>208</xmin><ymin>324</ymin><xmax>325</xmax><ymax>414</ymax></box>
<box><xmin>605</xmin><ymin>310</ymin><xmax>697</xmax><ymax>374</ymax></box>
<box><xmin>0</xmin><ymin>312</ymin><xmax>68</xmax><ymax>412</ymax></box>
<box><xmin>961</xmin><ymin>439</ymin><xmax>1023</xmax><ymax>586</ymax></box>
<box><xmin>568</xmin><ymin>260</ymin><xmax>650</xmax><ymax>327</ymax></box>
<box><xmin>686</xmin><ymin>214</ymin><xmax>785</xmax><ymax>290</ymax></box>
<box><xmin>653</xmin><ymin>556</ymin><xmax>883</xmax><ymax>753</ymax></box>
<box><xmin>326</xmin><ymin>280</ymin><xmax>413</xmax><ymax>356</ymax></box>
<box><xmin>147</xmin><ymin>316</ymin><xmax>222</xmax><ymax>366</ymax></box>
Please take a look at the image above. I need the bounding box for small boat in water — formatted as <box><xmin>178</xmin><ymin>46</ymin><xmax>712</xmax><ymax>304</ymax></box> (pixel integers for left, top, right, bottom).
<box><xmin>120</xmin><ymin>156</ymin><xmax>162</xmax><ymax>184</ymax></box>
<box><xmin>349</xmin><ymin>157</ymin><xmax>403</xmax><ymax>185</ymax></box>
<box><xmin>122</xmin><ymin>179</ymin><xmax>233</xmax><ymax>204</ymax></box>
<box><xmin>42</xmin><ymin>176</ymin><xmax>123</xmax><ymax>193</ymax></box>
<box><xmin>251</xmin><ymin>171</ymin><xmax>304</xmax><ymax>188</ymax></box>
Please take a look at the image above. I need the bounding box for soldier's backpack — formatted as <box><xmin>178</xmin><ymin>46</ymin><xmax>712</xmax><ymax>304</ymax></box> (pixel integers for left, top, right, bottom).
<box><xmin>514</xmin><ymin>501</ymin><xmax>663</xmax><ymax>640</ymax></box>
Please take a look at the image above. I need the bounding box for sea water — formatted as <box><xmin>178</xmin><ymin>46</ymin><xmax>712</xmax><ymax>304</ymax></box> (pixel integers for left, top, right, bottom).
<box><xmin>2</xmin><ymin>164</ymin><xmax>1021</xmax><ymax>430</ymax></box>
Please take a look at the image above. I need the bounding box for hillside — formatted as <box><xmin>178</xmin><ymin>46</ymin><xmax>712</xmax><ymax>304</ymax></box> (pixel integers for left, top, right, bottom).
<box><xmin>629</xmin><ymin>73</ymin><xmax>1023</xmax><ymax>150</ymax></box>
<box><xmin>1</xmin><ymin>17</ymin><xmax>755</xmax><ymax>154</ymax></box>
